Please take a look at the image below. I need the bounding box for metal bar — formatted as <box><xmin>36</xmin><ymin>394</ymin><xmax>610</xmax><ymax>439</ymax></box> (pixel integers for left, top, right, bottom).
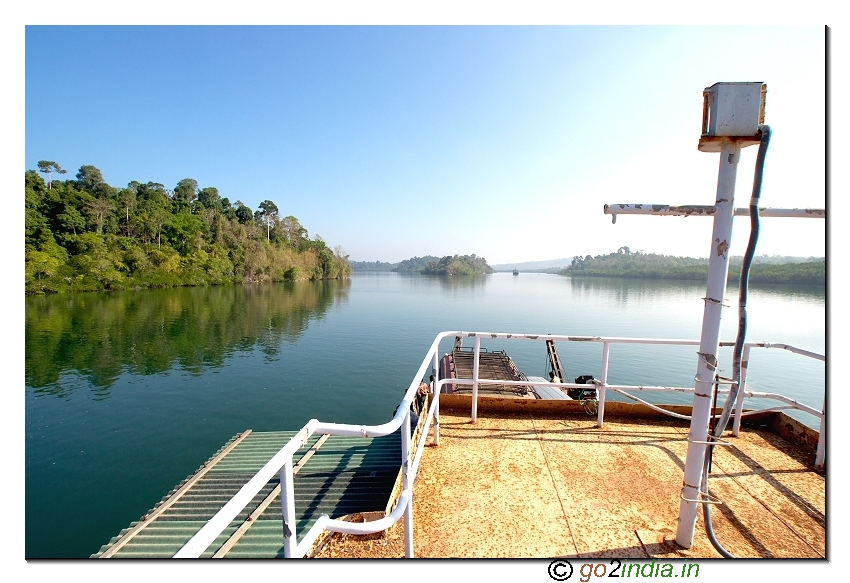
<box><xmin>472</xmin><ymin>335</ymin><xmax>481</xmax><ymax>423</ymax></box>
<box><xmin>432</xmin><ymin>350</ymin><xmax>440</xmax><ymax>446</ymax></box>
<box><xmin>281</xmin><ymin>459</ymin><xmax>297</xmax><ymax>558</ymax></box>
<box><xmin>401</xmin><ymin>408</ymin><xmax>414</xmax><ymax>558</ymax></box>
<box><xmin>733</xmin><ymin>346</ymin><xmax>752</xmax><ymax>436</ymax></box>
<box><xmin>745</xmin><ymin>392</ymin><xmax>823</xmax><ymax>418</ymax></box>
<box><xmin>760</xmin><ymin>343</ymin><xmax>826</xmax><ymax>361</ymax></box>
<box><xmin>603</xmin><ymin>203</ymin><xmax>825</xmax><ymax>219</ymax></box>
<box><xmin>816</xmin><ymin>399</ymin><xmax>825</xmax><ymax>469</ymax></box>
<box><xmin>611</xmin><ymin>389</ymin><xmax>692</xmax><ymax>420</ymax></box>
<box><xmin>677</xmin><ymin>140</ymin><xmax>741</xmax><ymax>549</ymax></box>
<box><xmin>597</xmin><ymin>342</ymin><xmax>610</xmax><ymax>428</ymax></box>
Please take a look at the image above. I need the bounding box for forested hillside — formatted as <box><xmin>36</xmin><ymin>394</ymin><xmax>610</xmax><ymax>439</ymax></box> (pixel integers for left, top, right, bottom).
<box><xmin>25</xmin><ymin>163</ymin><xmax>351</xmax><ymax>294</ymax></box>
<box><xmin>561</xmin><ymin>247</ymin><xmax>824</xmax><ymax>285</ymax></box>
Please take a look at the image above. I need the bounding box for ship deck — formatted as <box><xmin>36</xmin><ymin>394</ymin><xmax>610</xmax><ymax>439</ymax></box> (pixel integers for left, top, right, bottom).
<box><xmin>94</xmin><ymin>399</ymin><xmax>825</xmax><ymax>559</ymax></box>
<box><xmin>314</xmin><ymin>402</ymin><xmax>825</xmax><ymax>559</ymax></box>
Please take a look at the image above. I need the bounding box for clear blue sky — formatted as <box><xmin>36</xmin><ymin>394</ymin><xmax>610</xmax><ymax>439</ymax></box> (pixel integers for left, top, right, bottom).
<box><xmin>24</xmin><ymin>25</ymin><xmax>825</xmax><ymax>264</ymax></box>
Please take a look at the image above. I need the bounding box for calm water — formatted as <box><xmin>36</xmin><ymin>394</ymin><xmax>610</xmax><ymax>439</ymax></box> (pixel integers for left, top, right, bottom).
<box><xmin>25</xmin><ymin>273</ymin><xmax>825</xmax><ymax>558</ymax></box>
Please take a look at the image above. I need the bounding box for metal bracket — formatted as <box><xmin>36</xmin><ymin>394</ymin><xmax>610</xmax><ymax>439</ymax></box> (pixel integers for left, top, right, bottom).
<box><xmin>687</xmin><ymin>435</ymin><xmax>732</xmax><ymax>447</ymax></box>
<box><xmin>680</xmin><ymin>491</ymin><xmax>723</xmax><ymax>505</ymax></box>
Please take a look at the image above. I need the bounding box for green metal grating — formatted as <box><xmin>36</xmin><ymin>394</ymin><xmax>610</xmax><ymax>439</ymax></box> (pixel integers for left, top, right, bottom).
<box><xmin>92</xmin><ymin>429</ymin><xmax>403</xmax><ymax>558</ymax></box>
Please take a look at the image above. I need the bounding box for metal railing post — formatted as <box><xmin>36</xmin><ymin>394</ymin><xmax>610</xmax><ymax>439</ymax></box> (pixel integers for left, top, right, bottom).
<box><xmin>816</xmin><ymin>399</ymin><xmax>825</xmax><ymax>469</ymax></box>
<box><xmin>401</xmin><ymin>408</ymin><xmax>414</xmax><ymax>557</ymax></box>
<box><xmin>472</xmin><ymin>335</ymin><xmax>481</xmax><ymax>423</ymax></box>
<box><xmin>281</xmin><ymin>459</ymin><xmax>297</xmax><ymax>558</ymax></box>
<box><xmin>597</xmin><ymin>342</ymin><xmax>611</xmax><ymax>428</ymax></box>
<box><xmin>732</xmin><ymin>345</ymin><xmax>751</xmax><ymax>436</ymax></box>
<box><xmin>432</xmin><ymin>350</ymin><xmax>440</xmax><ymax>446</ymax></box>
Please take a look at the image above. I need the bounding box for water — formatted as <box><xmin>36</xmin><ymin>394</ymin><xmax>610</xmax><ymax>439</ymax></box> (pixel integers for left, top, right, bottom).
<box><xmin>25</xmin><ymin>273</ymin><xmax>825</xmax><ymax>558</ymax></box>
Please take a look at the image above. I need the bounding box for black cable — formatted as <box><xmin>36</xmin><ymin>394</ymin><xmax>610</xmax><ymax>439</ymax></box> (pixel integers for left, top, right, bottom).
<box><xmin>702</xmin><ymin>124</ymin><xmax>771</xmax><ymax>558</ymax></box>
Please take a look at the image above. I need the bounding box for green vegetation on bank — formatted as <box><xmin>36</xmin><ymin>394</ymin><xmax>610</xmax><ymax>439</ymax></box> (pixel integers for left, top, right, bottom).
<box><xmin>350</xmin><ymin>254</ymin><xmax>493</xmax><ymax>275</ymax></box>
<box><xmin>349</xmin><ymin>260</ymin><xmax>397</xmax><ymax>271</ymax></box>
<box><xmin>420</xmin><ymin>254</ymin><xmax>494</xmax><ymax>275</ymax></box>
<box><xmin>25</xmin><ymin>163</ymin><xmax>351</xmax><ymax>294</ymax></box>
<box><xmin>561</xmin><ymin>247</ymin><xmax>824</xmax><ymax>285</ymax></box>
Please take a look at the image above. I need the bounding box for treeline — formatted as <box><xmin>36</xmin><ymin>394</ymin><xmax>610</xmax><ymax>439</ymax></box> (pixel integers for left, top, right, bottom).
<box><xmin>562</xmin><ymin>247</ymin><xmax>824</xmax><ymax>285</ymax></box>
<box><xmin>349</xmin><ymin>256</ymin><xmax>441</xmax><ymax>272</ymax></box>
<box><xmin>25</xmin><ymin>163</ymin><xmax>351</xmax><ymax>294</ymax></box>
<box><xmin>349</xmin><ymin>260</ymin><xmax>397</xmax><ymax>271</ymax></box>
<box><xmin>349</xmin><ymin>254</ymin><xmax>494</xmax><ymax>275</ymax></box>
<box><xmin>394</xmin><ymin>256</ymin><xmax>441</xmax><ymax>272</ymax></box>
<box><xmin>421</xmin><ymin>254</ymin><xmax>494</xmax><ymax>275</ymax></box>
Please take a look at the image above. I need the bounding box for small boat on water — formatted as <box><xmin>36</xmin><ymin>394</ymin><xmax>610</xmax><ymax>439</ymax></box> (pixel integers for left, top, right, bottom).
<box><xmin>512</xmin><ymin>268</ymin><xmax>519</xmax><ymax>275</ymax></box>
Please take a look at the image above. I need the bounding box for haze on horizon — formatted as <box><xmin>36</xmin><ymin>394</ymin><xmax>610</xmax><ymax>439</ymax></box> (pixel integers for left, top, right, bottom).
<box><xmin>24</xmin><ymin>25</ymin><xmax>826</xmax><ymax>265</ymax></box>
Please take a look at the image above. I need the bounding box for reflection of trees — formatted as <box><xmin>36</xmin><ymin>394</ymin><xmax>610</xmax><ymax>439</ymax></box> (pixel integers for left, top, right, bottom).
<box><xmin>568</xmin><ymin>276</ymin><xmax>824</xmax><ymax>307</ymax></box>
<box><xmin>25</xmin><ymin>280</ymin><xmax>350</xmax><ymax>395</ymax></box>
<box><xmin>431</xmin><ymin>274</ymin><xmax>490</xmax><ymax>293</ymax></box>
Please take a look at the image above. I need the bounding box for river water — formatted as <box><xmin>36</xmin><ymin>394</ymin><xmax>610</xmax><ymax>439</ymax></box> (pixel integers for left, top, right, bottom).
<box><xmin>24</xmin><ymin>273</ymin><xmax>825</xmax><ymax>558</ymax></box>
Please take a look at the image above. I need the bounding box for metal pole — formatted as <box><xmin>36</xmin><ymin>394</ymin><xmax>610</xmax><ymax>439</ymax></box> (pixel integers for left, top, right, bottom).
<box><xmin>472</xmin><ymin>335</ymin><xmax>481</xmax><ymax>423</ymax></box>
<box><xmin>676</xmin><ymin>140</ymin><xmax>741</xmax><ymax>548</ymax></box>
<box><xmin>281</xmin><ymin>460</ymin><xmax>297</xmax><ymax>558</ymax></box>
<box><xmin>597</xmin><ymin>341</ymin><xmax>611</xmax><ymax>428</ymax></box>
<box><xmin>401</xmin><ymin>409</ymin><xmax>414</xmax><ymax>557</ymax></box>
<box><xmin>432</xmin><ymin>350</ymin><xmax>440</xmax><ymax>446</ymax></box>
<box><xmin>816</xmin><ymin>399</ymin><xmax>825</xmax><ymax>469</ymax></box>
<box><xmin>732</xmin><ymin>345</ymin><xmax>751</xmax><ymax>436</ymax></box>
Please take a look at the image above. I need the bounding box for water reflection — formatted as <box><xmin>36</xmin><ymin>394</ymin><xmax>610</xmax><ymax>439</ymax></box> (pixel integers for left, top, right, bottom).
<box><xmin>25</xmin><ymin>281</ymin><xmax>351</xmax><ymax>396</ymax></box>
<box><xmin>569</xmin><ymin>275</ymin><xmax>824</xmax><ymax>308</ymax></box>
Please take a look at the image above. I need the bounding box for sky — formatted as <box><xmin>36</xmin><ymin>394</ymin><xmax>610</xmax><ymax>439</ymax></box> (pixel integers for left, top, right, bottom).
<box><xmin>21</xmin><ymin>23</ymin><xmax>827</xmax><ymax>264</ymax></box>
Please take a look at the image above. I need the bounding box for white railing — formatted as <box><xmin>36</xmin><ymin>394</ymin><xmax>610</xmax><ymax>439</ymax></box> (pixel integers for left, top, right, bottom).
<box><xmin>173</xmin><ymin>330</ymin><xmax>824</xmax><ymax>559</ymax></box>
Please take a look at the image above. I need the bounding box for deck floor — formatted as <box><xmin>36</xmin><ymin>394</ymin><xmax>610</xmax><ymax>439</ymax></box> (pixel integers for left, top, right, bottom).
<box><xmin>318</xmin><ymin>409</ymin><xmax>825</xmax><ymax>559</ymax></box>
<box><xmin>413</xmin><ymin>411</ymin><xmax>824</xmax><ymax>558</ymax></box>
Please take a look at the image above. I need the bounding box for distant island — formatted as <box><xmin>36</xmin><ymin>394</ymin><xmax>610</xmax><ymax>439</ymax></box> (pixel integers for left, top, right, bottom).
<box><xmin>561</xmin><ymin>247</ymin><xmax>824</xmax><ymax>286</ymax></box>
<box><xmin>25</xmin><ymin>163</ymin><xmax>351</xmax><ymax>294</ymax></box>
<box><xmin>351</xmin><ymin>254</ymin><xmax>494</xmax><ymax>275</ymax></box>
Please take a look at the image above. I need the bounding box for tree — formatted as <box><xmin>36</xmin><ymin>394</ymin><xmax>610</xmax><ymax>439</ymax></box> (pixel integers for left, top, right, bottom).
<box><xmin>37</xmin><ymin>161</ymin><xmax>67</xmax><ymax>190</ymax></box>
<box><xmin>235</xmin><ymin>201</ymin><xmax>253</xmax><ymax>225</ymax></box>
<box><xmin>280</xmin><ymin>215</ymin><xmax>307</xmax><ymax>248</ymax></box>
<box><xmin>85</xmin><ymin>198</ymin><xmax>113</xmax><ymax>235</ymax></box>
<box><xmin>255</xmin><ymin>199</ymin><xmax>280</xmax><ymax>240</ymax></box>
<box><xmin>118</xmin><ymin>188</ymin><xmax>137</xmax><ymax>236</ymax></box>
<box><xmin>76</xmin><ymin>165</ymin><xmax>105</xmax><ymax>192</ymax></box>
<box><xmin>57</xmin><ymin>207</ymin><xmax>86</xmax><ymax>235</ymax></box>
<box><xmin>197</xmin><ymin>187</ymin><xmax>222</xmax><ymax>212</ymax></box>
<box><xmin>173</xmin><ymin>179</ymin><xmax>198</xmax><ymax>213</ymax></box>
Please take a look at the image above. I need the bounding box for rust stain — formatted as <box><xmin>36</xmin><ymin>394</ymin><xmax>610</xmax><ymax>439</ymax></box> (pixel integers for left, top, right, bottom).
<box><xmin>314</xmin><ymin>411</ymin><xmax>823</xmax><ymax>558</ymax></box>
<box><xmin>716</xmin><ymin>239</ymin><xmax>729</xmax><ymax>258</ymax></box>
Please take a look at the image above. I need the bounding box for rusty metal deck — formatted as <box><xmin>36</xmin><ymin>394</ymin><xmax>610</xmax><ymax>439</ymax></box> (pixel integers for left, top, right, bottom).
<box><xmin>315</xmin><ymin>404</ymin><xmax>825</xmax><ymax>559</ymax></box>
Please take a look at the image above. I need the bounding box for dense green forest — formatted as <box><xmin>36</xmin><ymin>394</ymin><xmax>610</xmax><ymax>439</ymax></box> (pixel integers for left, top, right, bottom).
<box><xmin>349</xmin><ymin>260</ymin><xmax>397</xmax><ymax>271</ymax></box>
<box><xmin>349</xmin><ymin>255</ymin><xmax>490</xmax><ymax>274</ymax></box>
<box><xmin>393</xmin><ymin>256</ymin><xmax>441</xmax><ymax>272</ymax></box>
<box><xmin>561</xmin><ymin>247</ymin><xmax>825</xmax><ymax>285</ymax></box>
<box><xmin>420</xmin><ymin>254</ymin><xmax>494</xmax><ymax>275</ymax></box>
<box><xmin>25</xmin><ymin>163</ymin><xmax>351</xmax><ymax>294</ymax></box>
